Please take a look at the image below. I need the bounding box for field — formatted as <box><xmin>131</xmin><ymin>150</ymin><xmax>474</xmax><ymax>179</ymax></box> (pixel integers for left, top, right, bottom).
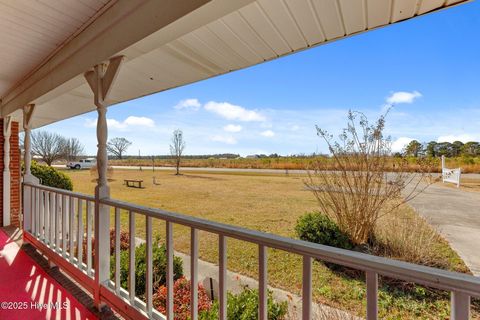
<box><xmin>107</xmin><ymin>156</ymin><xmax>480</xmax><ymax>173</ymax></box>
<box><xmin>63</xmin><ymin>168</ymin><xmax>474</xmax><ymax>319</ymax></box>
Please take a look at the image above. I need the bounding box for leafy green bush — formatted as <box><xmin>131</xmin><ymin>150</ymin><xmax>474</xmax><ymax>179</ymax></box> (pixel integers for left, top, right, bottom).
<box><xmin>112</xmin><ymin>242</ymin><xmax>183</xmax><ymax>297</ymax></box>
<box><xmin>295</xmin><ymin>212</ymin><xmax>353</xmax><ymax>250</ymax></box>
<box><xmin>29</xmin><ymin>161</ymin><xmax>73</xmax><ymax>190</ymax></box>
<box><xmin>200</xmin><ymin>287</ymin><xmax>288</xmax><ymax>320</ymax></box>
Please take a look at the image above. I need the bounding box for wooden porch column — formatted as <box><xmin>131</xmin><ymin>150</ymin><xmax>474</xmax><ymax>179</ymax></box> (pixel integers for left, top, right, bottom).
<box><xmin>85</xmin><ymin>56</ymin><xmax>124</xmax><ymax>309</ymax></box>
<box><xmin>3</xmin><ymin>116</ymin><xmax>11</xmax><ymax>226</ymax></box>
<box><xmin>22</xmin><ymin>104</ymin><xmax>38</xmax><ymax>232</ymax></box>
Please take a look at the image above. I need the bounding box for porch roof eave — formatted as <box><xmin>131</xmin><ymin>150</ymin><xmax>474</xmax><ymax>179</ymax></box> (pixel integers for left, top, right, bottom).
<box><xmin>0</xmin><ymin>0</ymin><xmax>473</xmax><ymax>129</ymax></box>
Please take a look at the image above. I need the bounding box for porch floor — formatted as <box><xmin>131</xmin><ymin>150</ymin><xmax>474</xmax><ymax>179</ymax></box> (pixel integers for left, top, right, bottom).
<box><xmin>0</xmin><ymin>227</ymin><xmax>98</xmax><ymax>320</ymax></box>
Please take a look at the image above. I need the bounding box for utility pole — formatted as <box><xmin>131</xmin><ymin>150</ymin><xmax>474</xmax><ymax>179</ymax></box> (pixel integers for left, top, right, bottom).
<box><xmin>139</xmin><ymin>149</ymin><xmax>142</xmax><ymax>171</ymax></box>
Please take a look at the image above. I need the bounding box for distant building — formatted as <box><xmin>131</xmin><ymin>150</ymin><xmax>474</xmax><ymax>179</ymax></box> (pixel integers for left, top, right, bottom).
<box><xmin>246</xmin><ymin>154</ymin><xmax>260</xmax><ymax>159</ymax></box>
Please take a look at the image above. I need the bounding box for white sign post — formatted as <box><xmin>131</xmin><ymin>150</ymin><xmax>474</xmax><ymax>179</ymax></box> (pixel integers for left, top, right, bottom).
<box><xmin>441</xmin><ymin>155</ymin><xmax>461</xmax><ymax>188</ymax></box>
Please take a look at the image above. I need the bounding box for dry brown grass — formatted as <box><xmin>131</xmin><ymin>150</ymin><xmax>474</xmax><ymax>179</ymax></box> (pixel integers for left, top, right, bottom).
<box><xmin>372</xmin><ymin>205</ymin><xmax>465</xmax><ymax>271</ymax></box>
<box><xmin>62</xmin><ymin>168</ymin><xmax>472</xmax><ymax>319</ymax></box>
<box><xmin>437</xmin><ymin>178</ymin><xmax>480</xmax><ymax>193</ymax></box>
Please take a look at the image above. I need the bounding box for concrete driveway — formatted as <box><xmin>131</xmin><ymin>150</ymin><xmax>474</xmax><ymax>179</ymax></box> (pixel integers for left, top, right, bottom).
<box><xmin>406</xmin><ymin>182</ymin><xmax>480</xmax><ymax>276</ymax></box>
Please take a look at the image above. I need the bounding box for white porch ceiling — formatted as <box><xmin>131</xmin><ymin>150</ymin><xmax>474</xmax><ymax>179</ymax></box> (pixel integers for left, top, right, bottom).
<box><xmin>0</xmin><ymin>0</ymin><xmax>114</xmax><ymax>98</ymax></box>
<box><xmin>0</xmin><ymin>0</ymin><xmax>471</xmax><ymax>129</ymax></box>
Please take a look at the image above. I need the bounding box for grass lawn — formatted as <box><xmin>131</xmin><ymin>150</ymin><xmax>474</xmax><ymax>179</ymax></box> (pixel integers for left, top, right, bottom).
<box><xmin>63</xmin><ymin>168</ymin><xmax>474</xmax><ymax>319</ymax></box>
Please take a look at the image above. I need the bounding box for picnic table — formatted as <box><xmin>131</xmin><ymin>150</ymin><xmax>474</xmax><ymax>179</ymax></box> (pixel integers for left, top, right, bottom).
<box><xmin>124</xmin><ymin>179</ymin><xmax>144</xmax><ymax>188</ymax></box>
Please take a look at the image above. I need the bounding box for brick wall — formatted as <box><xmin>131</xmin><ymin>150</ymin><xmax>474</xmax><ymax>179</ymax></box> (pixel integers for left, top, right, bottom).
<box><xmin>0</xmin><ymin>120</ymin><xmax>3</xmax><ymax>226</ymax></box>
<box><xmin>0</xmin><ymin>119</ymin><xmax>21</xmax><ymax>227</ymax></box>
<box><xmin>10</xmin><ymin>122</ymin><xmax>20</xmax><ymax>227</ymax></box>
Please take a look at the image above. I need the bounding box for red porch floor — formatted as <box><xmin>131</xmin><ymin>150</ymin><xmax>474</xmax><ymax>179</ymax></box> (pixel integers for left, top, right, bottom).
<box><xmin>0</xmin><ymin>229</ymin><xmax>97</xmax><ymax>320</ymax></box>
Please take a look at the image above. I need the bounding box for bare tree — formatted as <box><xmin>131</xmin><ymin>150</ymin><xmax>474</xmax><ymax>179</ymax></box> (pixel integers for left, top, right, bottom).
<box><xmin>107</xmin><ymin>137</ymin><xmax>132</xmax><ymax>159</ymax></box>
<box><xmin>170</xmin><ymin>129</ymin><xmax>186</xmax><ymax>175</ymax></box>
<box><xmin>63</xmin><ymin>138</ymin><xmax>85</xmax><ymax>162</ymax></box>
<box><xmin>306</xmin><ymin>110</ymin><xmax>433</xmax><ymax>246</ymax></box>
<box><xmin>31</xmin><ymin>130</ymin><xmax>67</xmax><ymax>166</ymax></box>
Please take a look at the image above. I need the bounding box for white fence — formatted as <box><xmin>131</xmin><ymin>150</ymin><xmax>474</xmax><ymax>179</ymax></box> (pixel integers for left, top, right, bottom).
<box><xmin>23</xmin><ymin>182</ymin><xmax>479</xmax><ymax>320</ymax></box>
<box><xmin>442</xmin><ymin>155</ymin><xmax>461</xmax><ymax>188</ymax></box>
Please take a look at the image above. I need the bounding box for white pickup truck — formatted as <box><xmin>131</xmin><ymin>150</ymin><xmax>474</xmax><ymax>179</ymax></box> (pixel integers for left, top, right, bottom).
<box><xmin>67</xmin><ymin>158</ymin><xmax>96</xmax><ymax>169</ymax></box>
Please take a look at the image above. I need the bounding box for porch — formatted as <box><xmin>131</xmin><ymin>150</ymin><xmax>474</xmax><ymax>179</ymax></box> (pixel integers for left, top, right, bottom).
<box><xmin>0</xmin><ymin>227</ymin><xmax>101</xmax><ymax>319</ymax></box>
<box><xmin>0</xmin><ymin>1</ymin><xmax>479</xmax><ymax>319</ymax></box>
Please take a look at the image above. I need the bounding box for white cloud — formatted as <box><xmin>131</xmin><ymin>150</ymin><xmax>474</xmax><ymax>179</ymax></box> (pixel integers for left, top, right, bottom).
<box><xmin>261</xmin><ymin>130</ymin><xmax>275</xmax><ymax>138</ymax></box>
<box><xmin>123</xmin><ymin>116</ymin><xmax>155</xmax><ymax>127</ymax></box>
<box><xmin>223</xmin><ymin>124</ymin><xmax>242</xmax><ymax>132</ymax></box>
<box><xmin>391</xmin><ymin>137</ymin><xmax>414</xmax><ymax>153</ymax></box>
<box><xmin>84</xmin><ymin>118</ymin><xmax>97</xmax><ymax>128</ymax></box>
<box><xmin>174</xmin><ymin>98</ymin><xmax>201</xmax><ymax>110</ymax></box>
<box><xmin>387</xmin><ymin>91</ymin><xmax>422</xmax><ymax>104</ymax></box>
<box><xmin>437</xmin><ymin>134</ymin><xmax>477</xmax><ymax>143</ymax></box>
<box><xmin>85</xmin><ymin>116</ymin><xmax>155</xmax><ymax>130</ymax></box>
<box><xmin>386</xmin><ymin>91</ymin><xmax>422</xmax><ymax>105</ymax></box>
<box><xmin>210</xmin><ymin>135</ymin><xmax>237</xmax><ymax>144</ymax></box>
<box><xmin>204</xmin><ymin>101</ymin><xmax>266</xmax><ymax>122</ymax></box>
<box><xmin>291</xmin><ymin>125</ymin><xmax>300</xmax><ymax>131</ymax></box>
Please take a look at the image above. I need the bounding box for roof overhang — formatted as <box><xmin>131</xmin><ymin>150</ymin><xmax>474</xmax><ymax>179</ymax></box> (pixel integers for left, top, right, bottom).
<box><xmin>0</xmin><ymin>0</ymin><xmax>472</xmax><ymax>129</ymax></box>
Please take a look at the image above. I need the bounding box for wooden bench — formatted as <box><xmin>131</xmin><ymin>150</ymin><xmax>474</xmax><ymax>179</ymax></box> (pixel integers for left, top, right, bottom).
<box><xmin>124</xmin><ymin>179</ymin><xmax>144</xmax><ymax>188</ymax></box>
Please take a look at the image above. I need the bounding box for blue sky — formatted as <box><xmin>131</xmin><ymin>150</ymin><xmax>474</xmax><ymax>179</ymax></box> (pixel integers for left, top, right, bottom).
<box><xmin>44</xmin><ymin>2</ymin><xmax>480</xmax><ymax>156</ymax></box>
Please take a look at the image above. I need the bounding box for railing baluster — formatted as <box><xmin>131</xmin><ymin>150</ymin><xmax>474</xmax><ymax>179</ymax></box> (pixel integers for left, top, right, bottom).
<box><xmin>129</xmin><ymin>210</ymin><xmax>136</xmax><ymax>304</ymax></box>
<box><xmin>49</xmin><ymin>192</ymin><xmax>55</xmax><ymax>247</ymax></box>
<box><xmin>86</xmin><ymin>201</ymin><xmax>93</xmax><ymax>276</ymax></box>
<box><xmin>302</xmin><ymin>256</ymin><xmax>312</xmax><ymax>320</ymax></box>
<box><xmin>77</xmin><ymin>199</ymin><xmax>83</xmax><ymax>269</ymax></box>
<box><xmin>366</xmin><ymin>271</ymin><xmax>378</xmax><ymax>320</ymax></box>
<box><xmin>451</xmin><ymin>291</ymin><xmax>470</xmax><ymax>320</ymax></box>
<box><xmin>30</xmin><ymin>186</ymin><xmax>35</xmax><ymax>235</ymax></box>
<box><xmin>259</xmin><ymin>245</ymin><xmax>267</xmax><ymax>320</ymax></box>
<box><xmin>35</xmin><ymin>188</ymin><xmax>39</xmax><ymax>237</ymax></box>
<box><xmin>69</xmin><ymin>196</ymin><xmax>75</xmax><ymax>263</ymax></box>
<box><xmin>115</xmin><ymin>207</ymin><xmax>121</xmax><ymax>294</ymax></box>
<box><xmin>146</xmin><ymin>216</ymin><xmax>153</xmax><ymax>316</ymax></box>
<box><xmin>44</xmin><ymin>191</ymin><xmax>49</xmax><ymax>243</ymax></box>
<box><xmin>166</xmin><ymin>221</ymin><xmax>174</xmax><ymax>320</ymax></box>
<box><xmin>190</xmin><ymin>228</ymin><xmax>198</xmax><ymax>320</ymax></box>
<box><xmin>39</xmin><ymin>189</ymin><xmax>43</xmax><ymax>239</ymax></box>
<box><xmin>62</xmin><ymin>194</ymin><xmax>67</xmax><ymax>258</ymax></box>
<box><xmin>55</xmin><ymin>193</ymin><xmax>61</xmax><ymax>252</ymax></box>
<box><xmin>219</xmin><ymin>235</ymin><xmax>227</xmax><ymax>320</ymax></box>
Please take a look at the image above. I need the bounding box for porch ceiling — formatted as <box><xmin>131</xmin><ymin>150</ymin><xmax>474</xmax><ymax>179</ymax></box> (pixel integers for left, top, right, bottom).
<box><xmin>0</xmin><ymin>0</ymin><xmax>114</xmax><ymax>100</ymax></box>
<box><xmin>0</xmin><ymin>0</ymin><xmax>471</xmax><ymax>129</ymax></box>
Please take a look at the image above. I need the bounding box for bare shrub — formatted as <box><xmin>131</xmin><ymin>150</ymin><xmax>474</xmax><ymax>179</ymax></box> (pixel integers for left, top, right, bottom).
<box><xmin>371</xmin><ymin>209</ymin><xmax>446</xmax><ymax>269</ymax></box>
<box><xmin>306</xmin><ymin>110</ymin><xmax>434</xmax><ymax>245</ymax></box>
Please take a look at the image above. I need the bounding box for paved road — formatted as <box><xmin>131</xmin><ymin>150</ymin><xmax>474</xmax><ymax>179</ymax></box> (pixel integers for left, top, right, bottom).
<box><xmin>406</xmin><ymin>183</ymin><xmax>480</xmax><ymax>276</ymax></box>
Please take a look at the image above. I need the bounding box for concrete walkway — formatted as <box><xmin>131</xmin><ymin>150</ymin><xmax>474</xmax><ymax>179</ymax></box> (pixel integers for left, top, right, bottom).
<box><xmin>406</xmin><ymin>183</ymin><xmax>480</xmax><ymax>276</ymax></box>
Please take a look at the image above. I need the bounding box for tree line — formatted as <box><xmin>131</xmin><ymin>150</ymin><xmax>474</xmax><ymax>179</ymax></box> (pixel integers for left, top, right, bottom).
<box><xmin>404</xmin><ymin>140</ymin><xmax>480</xmax><ymax>158</ymax></box>
<box><xmin>28</xmin><ymin>129</ymin><xmax>185</xmax><ymax>172</ymax></box>
<box><xmin>28</xmin><ymin>131</ymin><xmax>134</xmax><ymax>166</ymax></box>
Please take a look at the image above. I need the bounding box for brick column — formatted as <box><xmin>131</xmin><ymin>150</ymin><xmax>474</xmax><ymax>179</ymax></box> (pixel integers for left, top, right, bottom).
<box><xmin>0</xmin><ymin>119</ymin><xmax>21</xmax><ymax>227</ymax></box>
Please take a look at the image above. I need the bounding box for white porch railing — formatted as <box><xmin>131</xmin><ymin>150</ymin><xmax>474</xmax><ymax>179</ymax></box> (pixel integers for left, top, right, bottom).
<box><xmin>23</xmin><ymin>182</ymin><xmax>480</xmax><ymax>320</ymax></box>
